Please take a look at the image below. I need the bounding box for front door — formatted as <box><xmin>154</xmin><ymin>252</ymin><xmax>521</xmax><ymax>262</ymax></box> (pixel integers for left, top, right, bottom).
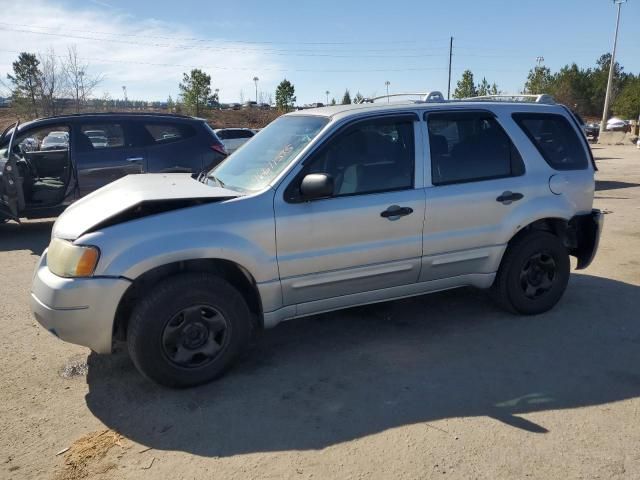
<box><xmin>0</xmin><ymin>122</ymin><xmax>20</xmax><ymax>219</ymax></box>
<box><xmin>74</xmin><ymin>121</ymin><xmax>146</xmax><ymax>196</ymax></box>
<box><xmin>274</xmin><ymin>114</ymin><xmax>425</xmax><ymax>307</ymax></box>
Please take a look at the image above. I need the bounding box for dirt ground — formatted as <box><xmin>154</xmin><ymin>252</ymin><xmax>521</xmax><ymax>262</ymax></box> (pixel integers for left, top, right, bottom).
<box><xmin>1</xmin><ymin>144</ymin><xmax>639</xmax><ymax>480</ymax></box>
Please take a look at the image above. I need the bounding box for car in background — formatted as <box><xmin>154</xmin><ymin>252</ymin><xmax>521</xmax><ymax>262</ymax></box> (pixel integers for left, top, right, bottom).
<box><xmin>606</xmin><ymin>117</ymin><xmax>631</xmax><ymax>132</ymax></box>
<box><xmin>584</xmin><ymin>122</ymin><xmax>600</xmax><ymax>141</ymax></box>
<box><xmin>0</xmin><ymin>113</ymin><xmax>227</xmax><ymax>222</ymax></box>
<box><xmin>214</xmin><ymin>127</ymin><xmax>255</xmax><ymax>154</ymax></box>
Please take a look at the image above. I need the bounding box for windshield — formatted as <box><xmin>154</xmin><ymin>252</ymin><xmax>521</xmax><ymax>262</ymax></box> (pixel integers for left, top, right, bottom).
<box><xmin>209</xmin><ymin>115</ymin><xmax>329</xmax><ymax>192</ymax></box>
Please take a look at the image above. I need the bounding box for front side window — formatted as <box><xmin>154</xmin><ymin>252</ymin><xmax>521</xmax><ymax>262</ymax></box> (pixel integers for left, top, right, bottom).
<box><xmin>513</xmin><ymin>113</ymin><xmax>588</xmax><ymax>171</ymax></box>
<box><xmin>79</xmin><ymin>124</ymin><xmax>124</xmax><ymax>151</ymax></box>
<box><xmin>298</xmin><ymin>116</ymin><xmax>415</xmax><ymax>197</ymax></box>
<box><xmin>209</xmin><ymin>115</ymin><xmax>328</xmax><ymax>192</ymax></box>
<box><xmin>427</xmin><ymin>112</ymin><xmax>524</xmax><ymax>185</ymax></box>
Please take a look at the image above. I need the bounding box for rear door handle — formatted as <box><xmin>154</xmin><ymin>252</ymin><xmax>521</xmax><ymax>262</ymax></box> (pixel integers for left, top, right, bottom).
<box><xmin>380</xmin><ymin>205</ymin><xmax>413</xmax><ymax>219</ymax></box>
<box><xmin>496</xmin><ymin>191</ymin><xmax>524</xmax><ymax>205</ymax></box>
<box><xmin>126</xmin><ymin>157</ymin><xmax>144</xmax><ymax>163</ymax></box>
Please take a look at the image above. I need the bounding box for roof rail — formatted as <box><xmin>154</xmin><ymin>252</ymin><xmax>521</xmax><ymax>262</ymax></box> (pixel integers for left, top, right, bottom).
<box><xmin>33</xmin><ymin>111</ymin><xmax>197</xmax><ymax>120</ymax></box>
<box><xmin>355</xmin><ymin>91</ymin><xmax>446</xmax><ymax>104</ymax></box>
<box><xmin>463</xmin><ymin>94</ymin><xmax>556</xmax><ymax>105</ymax></box>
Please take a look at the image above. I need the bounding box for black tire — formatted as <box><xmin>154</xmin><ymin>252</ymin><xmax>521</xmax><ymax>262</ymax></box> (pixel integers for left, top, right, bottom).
<box><xmin>491</xmin><ymin>231</ymin><xmax>570</xmax><ymax>315</ymax></box>
<box><xmin>127</xmin><ymin>273</ymin><xmax>253</xmax><ymax>388</ymax></box>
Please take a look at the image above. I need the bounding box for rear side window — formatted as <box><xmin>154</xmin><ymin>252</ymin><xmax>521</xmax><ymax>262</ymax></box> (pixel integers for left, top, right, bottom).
<box><xmin>143</xmin><ymin>123</ymin><xmax>196</xmax><ymax>144</ymax></box>
<box><xmin>218</xmin><ymin>129</ymin><xmax>253</xmax><ymax>140</ymax></box>
<box><xmin>513</xmin><ymin>113</ymin><xmax>588</xmax><ymax>170</ymax></box>
<box><xmin>78</xmin><ymin>124</ymin><xmax>125</xmax><ymax>151</ymax></box>
<box><xmin>427</xmin><ymin>112</ymin><xmax>525</xmax><ymax>185</ymax></box>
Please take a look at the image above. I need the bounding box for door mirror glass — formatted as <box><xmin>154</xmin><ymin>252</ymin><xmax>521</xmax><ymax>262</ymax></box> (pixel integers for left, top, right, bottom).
<box><xmin>300</xmin><ymin>173</ymin><xmax>334</xmax><ymax>200</ymax></box>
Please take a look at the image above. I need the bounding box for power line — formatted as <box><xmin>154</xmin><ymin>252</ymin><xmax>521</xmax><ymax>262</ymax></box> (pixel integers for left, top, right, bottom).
<box><xmin>0</xmin><ymin>48</ymin><xmax>450</xmax><ymax>73</ymax></box>
<box><xmin>0</xmin><ymin>21</ymin><xmax>449</xmax><ymax>47</ymax></box>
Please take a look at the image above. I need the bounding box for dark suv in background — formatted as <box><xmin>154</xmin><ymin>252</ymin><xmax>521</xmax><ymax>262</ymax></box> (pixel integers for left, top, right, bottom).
<box><xmin>1</xmin><ymin>113</ymin><xmax>227</xmax><ymax>221</ymax></box>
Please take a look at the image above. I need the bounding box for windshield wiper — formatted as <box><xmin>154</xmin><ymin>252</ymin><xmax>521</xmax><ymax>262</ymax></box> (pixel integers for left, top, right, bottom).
<box><xmin>206</xmin><ymin>173</ymin><xmax>226</xmax><ymax>188</ymax></box>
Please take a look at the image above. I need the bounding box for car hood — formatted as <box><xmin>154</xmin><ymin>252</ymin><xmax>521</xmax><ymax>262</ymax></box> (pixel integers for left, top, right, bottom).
<box><xmin>53</xmin><ymin>173</ymin><xmax>240</xmax><ymax>240</ymax></box>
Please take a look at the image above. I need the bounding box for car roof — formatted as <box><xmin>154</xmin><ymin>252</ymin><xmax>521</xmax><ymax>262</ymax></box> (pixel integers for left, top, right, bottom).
<box><xmin>15</xmin><ymin>112</ymin><xmax>203</xmax><ymax>131</ymax></box>
<box><xmin>286</xmin><ymin>100</ymin><xmax>567</xmax><ymax>122</ymax></box>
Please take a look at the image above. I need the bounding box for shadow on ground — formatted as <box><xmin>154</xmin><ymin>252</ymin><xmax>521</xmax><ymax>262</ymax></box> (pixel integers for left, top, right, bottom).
<box><xmin>84</xmin><ymin>273</ymin><xmax>640</xmax><ymax>457</ymax></box>
<box><xmin>0</xmin><ymin>220</ymin><xmax>53</xmax><ymax>255</ymax></box>
<box><xmin>596</xmin><ymin>180</ymin><xmax>640</xmax><ymax>191</ymax></box>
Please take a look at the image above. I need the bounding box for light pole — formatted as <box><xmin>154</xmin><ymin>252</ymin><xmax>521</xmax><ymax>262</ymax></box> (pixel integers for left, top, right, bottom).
<box><xmin>599</xmin><ymin>0</ymin><xmax>627</xmax><ymax>139</ymax></box>
<box><xmin>122</xmin><ymin>85</ymin><xmax>127</xmax><ymax>109</ymax></box>
<box><xmin>253</xmin><ymin>76</ymin><xmax>259</xmax><ymax>103</ymax></box>
<box><xmin>385</xmin><ymin>81</ymin><xmax>391</xmax><ymax>103</ymax></box>
<box><xmin>325</xmin><ymin>90</ymin><xmax>330</xmax><ymax>105</ymax></box>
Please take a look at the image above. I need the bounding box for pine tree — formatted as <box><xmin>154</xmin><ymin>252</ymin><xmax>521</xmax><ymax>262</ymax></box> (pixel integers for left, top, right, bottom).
<box><xmin>453</xmin><ymin>70</ymin><xmax>477</xmax><ymax>99</ymax></box>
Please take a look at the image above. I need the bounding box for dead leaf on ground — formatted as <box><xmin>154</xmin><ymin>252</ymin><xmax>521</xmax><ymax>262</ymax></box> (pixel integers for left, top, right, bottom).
<box><xmin>53</xmin><ymin>429</ymin><xmax>124</xmax><ymax>480</ymax></box>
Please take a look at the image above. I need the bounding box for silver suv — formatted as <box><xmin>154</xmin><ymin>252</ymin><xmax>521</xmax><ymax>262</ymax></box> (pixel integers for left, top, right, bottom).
<box><xmin>30</xmin><ymin>94</ymin><xmax>603</xmax><ymax>387</ymax></box>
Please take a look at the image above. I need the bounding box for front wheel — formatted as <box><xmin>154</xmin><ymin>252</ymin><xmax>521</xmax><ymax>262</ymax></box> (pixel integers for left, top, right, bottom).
<box><xmin>491</xmin><ymin>231</ymin><xmax>570</xmax><ymax>315</ymax></box>
<box><xmin>127</xmin><ymin>273</ymin><xmax>253</xmax><ymax>388</ymax></box>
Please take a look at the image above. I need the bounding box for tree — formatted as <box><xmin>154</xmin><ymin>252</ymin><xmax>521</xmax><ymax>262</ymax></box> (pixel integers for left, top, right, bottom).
<box><xmin>38</xmin><ymin>48</ymin><xmax>65</xmax><ymax>116</ymax></box>
<box><xmin>341</xmin><ymin>89</ymin><xmax>351</xmax><ymax>105</ymax></box>
<box><xmin>590</xmin><ymin>53</ymin><xmax>626</xmax><ymax>118</ymax></box>
<box><xmin>167</xmin><ymin>95</ymin><xmax>175</xmax><ymax>111</ymax></box>
<box><xmin>7</xmin><ymin>52</ymin><xmax>41</xmax><ymax>117</ymax></box>
<box><xmin>548</xmin><ymin>64</ymin><xmax>592</xmax><ymax>114</ymax></box>
<box><xmin>330</xmin><ymin>97</ymin><xmax>336</xmax><ymax>106</ymax></box>
<box><xmin>179</xmin><ymin>68</ymin><xmax>212</xmax><ymax>116</ymax></box>
<box><xmin>63</xmin><ymin>45</ymin><xmax>103</xmax><ymax>113</ymax></box>
<box><xmin>524</xmin><ymin>65</ymin><xmax>553</xmax><ymax>94</ymax></box>
<box><xmin>275</xmin><ymin>78</ymin><xmax>296</xmax><ymax>111</ymax></box>
<box><xmin>476</xmin><ymin>77</ymin><xmax>491</xmax><ymax>96</ymax></box>
<box><xmin>353</xmin><ymin>92</ymin><xmax>364</xmax><ymax>103</ymax></box>
<box><xmin>453</xmin><ymin>70</ymin><xmax>477</xmax><ymax>98</ymax></box>
<box><xmin>613</xmin><ymin>75</ymin><xmax>640</xmax><ymax>120</ymax></box>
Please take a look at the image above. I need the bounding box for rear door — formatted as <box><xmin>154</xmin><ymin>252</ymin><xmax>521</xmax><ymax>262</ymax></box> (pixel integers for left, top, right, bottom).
<box><xmin>421</xmin><ymin>110</ymin><xmax>533</xmax><ymax>281</ymax></box>
<box><xmin>136</xmin><ymin>121</ymin><xmax>203</xmax><ymax>174</ymax></box>
<box><xmin>74</xmin><ymin>121</ymin><xmax>146</xmax><ymax>197</ymax></box>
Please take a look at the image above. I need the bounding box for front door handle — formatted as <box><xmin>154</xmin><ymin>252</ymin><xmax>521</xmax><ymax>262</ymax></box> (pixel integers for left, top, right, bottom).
<box><xmin>126</xmin><ymin>157</ymin><xmax>144</xmax><ymax>163</ymax></box>
<box><xmin>380</xmin><ymin>205</ymin><xmax>413</xmax><ymax>219</ymax></box>
<box><xmin>496</xmin><ymin>191</ymin><xmax>524</xmax><ymax>205</ymax></box>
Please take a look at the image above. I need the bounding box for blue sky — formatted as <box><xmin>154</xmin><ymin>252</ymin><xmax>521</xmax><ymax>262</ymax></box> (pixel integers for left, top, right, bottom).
<box><xmin>1</xmin><ymin>0</ymin><xmax>638</xmax><ymax>104</ymax></box>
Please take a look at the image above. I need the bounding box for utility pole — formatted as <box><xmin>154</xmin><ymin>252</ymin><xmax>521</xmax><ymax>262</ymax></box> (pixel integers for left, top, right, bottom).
<box><xmin>253</xmin><ymin>76</ymin><xmax>259</xmax><ymax>103</ymax></box>
<box><xmin>122</xmin><ymin>85</ymin><xmax>127</xmax><ymax>109</ymax></box>
<box><xmin>385</xmin><ymin>81</ymin><xmax>391</xmax><ymax>103</ymax></box>
<box><xmin>447</xmin><ymin>36</ymin><xmax>453</xmax><ymax>100</ymax></box>
<box><xmin>599</xmin><ymin>0</ymin><xmax>627</xmax><ymax>139</ymax></box>
<box><xmin>325</xmin><ymin>90</ymin><xmax>330</xmax><ymax>104</ymax></box>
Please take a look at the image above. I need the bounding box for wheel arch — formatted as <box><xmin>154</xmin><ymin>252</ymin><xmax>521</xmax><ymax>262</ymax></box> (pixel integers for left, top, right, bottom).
<box><xmin>113</xmin><ymin>258</ymin><xmax>263</xmax><ymax>342</ymax></box>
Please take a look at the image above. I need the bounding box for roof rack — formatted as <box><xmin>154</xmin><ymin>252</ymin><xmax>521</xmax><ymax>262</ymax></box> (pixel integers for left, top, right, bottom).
<box><xmin>355</xmin><ymin>91</ymin><xmax>446</xmax><ymax>104</ymax></box>
<box><xmin>463</xmin><ymin>94</ymin><xmax>556</xmax><ymax>104</ymax></box>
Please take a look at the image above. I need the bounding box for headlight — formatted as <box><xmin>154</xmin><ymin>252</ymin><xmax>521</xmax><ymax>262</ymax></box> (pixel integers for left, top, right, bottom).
<box><xmin>47</xmin><ymin>238</ymin><xmax>100</xmax><ymax>278</ymax></box>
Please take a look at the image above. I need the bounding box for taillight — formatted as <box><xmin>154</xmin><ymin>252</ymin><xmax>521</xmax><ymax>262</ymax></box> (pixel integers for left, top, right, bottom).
<box><xmin>211</xmin><ymin>144</ymin><xmax>227</xmax><ymax>156</ymax></box>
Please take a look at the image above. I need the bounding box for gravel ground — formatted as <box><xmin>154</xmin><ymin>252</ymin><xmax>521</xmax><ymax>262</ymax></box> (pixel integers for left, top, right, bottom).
<box><xmin>1</xmin><ymin>144</ymin><xmax>639</xmax><ymax>480</ymax></box>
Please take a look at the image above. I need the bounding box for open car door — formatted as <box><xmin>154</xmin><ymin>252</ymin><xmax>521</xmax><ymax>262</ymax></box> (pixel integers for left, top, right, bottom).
<box><xmin>0</xmin><ymin>121</ymin><xmax>23</xmax><ymax>221</ymax></box>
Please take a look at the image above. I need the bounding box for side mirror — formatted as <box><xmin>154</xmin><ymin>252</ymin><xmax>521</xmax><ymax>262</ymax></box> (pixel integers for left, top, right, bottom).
<box><xmin>300</xmin><ymin>173</ymin><xmax>334</xmax><ymax>200</ymax></box>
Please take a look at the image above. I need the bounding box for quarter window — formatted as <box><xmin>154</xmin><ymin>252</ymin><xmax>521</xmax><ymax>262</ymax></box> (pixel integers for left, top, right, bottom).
<box><xmin>513</xmin><ymin>113</ymin><xmax>588</xmax><ymax>170</ymax></box>
<box><xmin>427</xmin><ymin>112</ymin><xmax>524</xmax><ymax>185</ymax></box>
<box><xmin>300</xmin><ymin>116</ymin><xmax>415</xmax><ymax>198</ymax></box>
<box><xmin>143</xmin><ymin>123</ymin><xmax>196</xmax><ymax>144</ymax></box>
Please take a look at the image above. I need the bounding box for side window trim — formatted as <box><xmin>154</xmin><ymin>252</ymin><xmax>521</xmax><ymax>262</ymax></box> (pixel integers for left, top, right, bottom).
<box><xmin>285</xmin><ymin>112</ymin><xmax>420</xmax><ymax>203</ymax></box>
<box><xmin>425</xmin><ymin>110</ymin><xmax>525</xmax><ymax>187</ymax></box>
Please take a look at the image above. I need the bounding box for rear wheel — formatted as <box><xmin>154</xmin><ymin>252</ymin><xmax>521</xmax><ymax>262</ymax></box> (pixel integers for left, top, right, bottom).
<box><xmin>127</xmin><ymin>273</ymin><xmax>253</xmax><ymax>388</ymax></box>
<box><xmin>492</xmin><ymin>231</ymin><xmax>570</xmax><ymax>315</ymax></box>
